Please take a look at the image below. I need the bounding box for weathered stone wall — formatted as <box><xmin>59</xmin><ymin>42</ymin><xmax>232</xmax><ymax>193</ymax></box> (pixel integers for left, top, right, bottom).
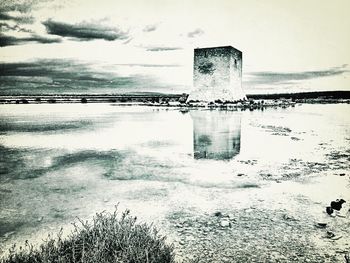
<box><xmin>229</xmin><ymin>48</ymin><xmax>245</xmax><ymax>100</ymax></box>
<box><xmin>188</xmin><ymin>46</ymin><xmax>246</xmax><ymax>102</ymax></box>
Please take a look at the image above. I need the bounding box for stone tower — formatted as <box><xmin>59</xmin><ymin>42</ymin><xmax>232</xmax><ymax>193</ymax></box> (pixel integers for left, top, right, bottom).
<box><xmin>187</xmin><ymin>46</ymin><xmax>246</xmax><ymax>102</ymax></box>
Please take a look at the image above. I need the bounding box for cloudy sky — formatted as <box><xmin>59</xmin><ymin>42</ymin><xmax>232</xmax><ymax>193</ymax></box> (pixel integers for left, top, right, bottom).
<box><xmin>0</xmin><ymin>0</ymin><xmax>349</xmax><ymax>95</ymax></box>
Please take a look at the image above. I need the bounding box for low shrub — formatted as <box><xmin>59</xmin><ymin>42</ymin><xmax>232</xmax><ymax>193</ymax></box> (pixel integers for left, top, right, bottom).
<box><xmin>1</xmin><ymin>208</ymin><xmax>175</xmax><ymax>263</ymax></box>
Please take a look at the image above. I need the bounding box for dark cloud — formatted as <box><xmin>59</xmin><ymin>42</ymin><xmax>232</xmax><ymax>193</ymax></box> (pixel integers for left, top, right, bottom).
<box><xmin>187</xmin><ymin>28</ymin><xmax>204</xmax><ymax>38</ymax></box>
<box><xmin>42</xmin><ymin>19</ymin><xmax>130</xmax><ymax>41</ymax></box>
<box><xmin>113</xmin><ymin>63</ymin><xmax>180</xmax><ymax>67</ymax></box>
<box><xmin>0</xmin><ymin>11</ymin><xmax>35</xmax><ymax>24</ymax></box>
<box><xmin>245</xmin><ymin>65</ymin><xmax>349</xmax><ymax>85</ymax></box>
<box><xmin>146</xmin><ymin>46</ymin><xmax>183</xmax><ymax>52</ymax></box>
<box><xmin>0</xmin><ymin>59</ymin><xmax>175</xmax><ymax>95</ymax></box>
<box><xmin>0</xmin><ymin>34</ymin><xmax>61</xmax><ymax>47</ymax></box>
<box><xmin>143</xmin><ymin>24</ymin><xmax>157</xmax><ymax>32</ymax></box>
<box><xmin>0</xmin><ymin>22</ymin><xmax>33</xmax><ymax>33</ymax></box>
<box><xmin>0</xmin><ymin>0</ymin><xmax>35</xmax><ymax>13</ymax></box>
<box><xmin>0</xmin><ymin>60</ymin><xmax>108</xmax><ymax>79</ymax></box>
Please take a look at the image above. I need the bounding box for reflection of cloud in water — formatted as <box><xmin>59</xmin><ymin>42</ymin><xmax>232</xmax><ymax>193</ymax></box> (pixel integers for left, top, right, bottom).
<box><xmin>0</xmin><ymin>146</ymin><xmax>125</xmax><ymax>181</ymax></box>
<box><xmin>0</xmin><ymin>146</ymin><xmax>54</xmax><ymax>180</ymax></box>
<box><xmin>0</xmin><ymin>120</ymin><xmax>93</xmax><ymax>133</ymax></box>
<box><xmin>190</xmin><ymin>110</ymin><xmax>242</xmax><ymax>160</ymax></box>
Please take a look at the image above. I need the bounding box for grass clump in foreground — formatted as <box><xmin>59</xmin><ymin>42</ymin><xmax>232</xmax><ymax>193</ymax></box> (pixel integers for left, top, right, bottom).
<box><xmin>1</xmin><ymin>208</ymin><xmax>175</xmax><ymax>263</ymax></box>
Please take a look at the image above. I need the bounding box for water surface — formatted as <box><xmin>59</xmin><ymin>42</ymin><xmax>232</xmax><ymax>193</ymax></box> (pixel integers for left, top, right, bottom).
<box><xmin>0</xmin><ymin>103</ymin><xmax>349</xmax><ymax>259</ymax></box>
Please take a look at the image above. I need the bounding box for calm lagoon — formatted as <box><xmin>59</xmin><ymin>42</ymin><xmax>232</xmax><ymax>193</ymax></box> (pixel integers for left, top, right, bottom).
<box><xmin>0</xmin><ymin>103</ymin><xmax>349</xmax><ymax>261</ymax></box>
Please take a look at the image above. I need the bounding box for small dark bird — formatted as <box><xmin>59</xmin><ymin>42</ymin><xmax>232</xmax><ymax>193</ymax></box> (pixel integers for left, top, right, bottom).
<box><xmin>326</xmin><ymin>206</ymin><xmax>333</xmax><ymax>215</ymax></box>
<box><xmin>331</xmin><ymin>199</ymin><xmax>346</xmax><ymax>211</ymax></box>
<box><xmin>326</xmin><ymin>199</ymin><xmax>346</xmax><ymax>215</ymax></box>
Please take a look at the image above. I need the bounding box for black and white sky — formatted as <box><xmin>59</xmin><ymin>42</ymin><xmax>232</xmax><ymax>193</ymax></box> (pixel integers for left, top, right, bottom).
<box><xmin>0</xmin><ymin>0</ymin><xmax>349</xmax><ymax>94</ymax></box>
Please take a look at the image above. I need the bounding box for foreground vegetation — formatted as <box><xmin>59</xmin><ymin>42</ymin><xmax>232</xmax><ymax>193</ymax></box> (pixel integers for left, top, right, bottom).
<box><xmin>1</xmin><ymin>208</ymin><xmax>175</xmax><ymax>263</ymax></box>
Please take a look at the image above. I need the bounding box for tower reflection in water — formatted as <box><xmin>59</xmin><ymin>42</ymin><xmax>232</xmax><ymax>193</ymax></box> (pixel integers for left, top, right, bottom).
<box><xmin>190</xmin><ymin>110</ymin><xmax>241</xmax><ymax>160</ymax></box>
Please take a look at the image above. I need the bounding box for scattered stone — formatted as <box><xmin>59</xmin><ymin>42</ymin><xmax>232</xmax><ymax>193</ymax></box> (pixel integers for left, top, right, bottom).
<box><xmin>282</xmin><ymin>214</ymin><xmax>297</xmax><ymax>221</ymax></box>
<box><xmin>175</xmin><ymin>223</ymin><xmax>183</xmax><ymax>228</ymax></box>
<box><xmin>170</xmin><ymin>205</ymin><xmax>348</xmax><ymax>261</ymax></box>
<box><xmin>37</xmin><ymin>216</ymin><xmax>44</xmax><ymax>222</ymax></box>
<box><xmin>336</xmin><ymin>214</ymin><xmax>346</xmax><ymax>218</ymax></box>
<box><xmin>206</xmin><ymin>221</ymin><xmax>213</xmax><ymax>226</ymax></box>
<box><xmin>201</xmin><ymin>228</ymin><xmax>209</xmax><ymax>233</ymax></box>
<box><xmin>335</xmin><ymin>250</ymin><xmax>348</xmax><ymax>254</ymax></box>
<box><xmin>228</xmin><ymin>213</ymin><xmax>235</xmax><ymax>219</ymax></box>
<box><xmin>325</xmin><ymin>231</ymin><xmax>335</xmax><ymax>239</ymax></box>
<box><xmin>315</xmin><ymin>223</ymin><xmax>327</xmax><ymax>228</ymax></box>
<box><xmin>214</xmin><ymin>211</ymin><xmax>223</xmax><ymax>217</ymax></box>
<box><xmin>220</xmin><ymin>220</ymin><xmax>231</xmax><ymax>227</ymax></box>
<box><xmin>331</xmin><ymin>236</ymin><xmax>342</xmax><ymax>240</ymax></box>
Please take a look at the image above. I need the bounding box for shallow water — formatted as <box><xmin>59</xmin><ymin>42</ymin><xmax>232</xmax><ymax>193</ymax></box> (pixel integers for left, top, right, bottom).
<box><xmin>0</xmin><ymin>103</ymin><xmax>349</xmax><ymax>258</ymax></box>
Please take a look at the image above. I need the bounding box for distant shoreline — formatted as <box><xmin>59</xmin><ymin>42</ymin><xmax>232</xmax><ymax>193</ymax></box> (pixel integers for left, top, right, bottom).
<box><xmin>0</xmin><ymin>90</ymin><xmax>349</xmax><ymax>105</ymax></box>
<box><xmin>246</xmin><ymin>90</ymin><xmax>350</xmax><ymax>100</ymax></box>
<box><xmin>0</xmin><ymin>90</ymin><xmax>349</xmax><ymax>98</ymax></box>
